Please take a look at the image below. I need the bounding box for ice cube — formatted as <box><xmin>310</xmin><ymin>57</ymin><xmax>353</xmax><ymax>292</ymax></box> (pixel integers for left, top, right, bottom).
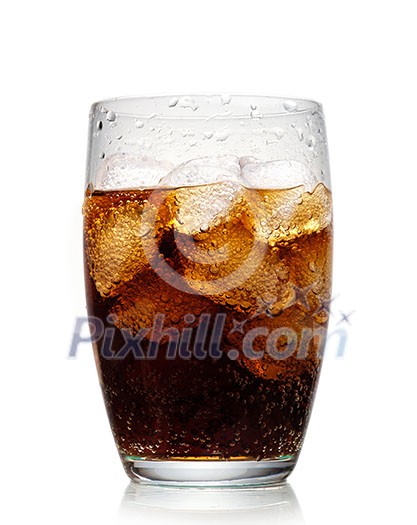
<box><xmin>84</xmin><ymin>197</ymin><xmax>151</xmax><ymax>297</ymax></box>
<box><xmin>168</xmin><ymin>190</ymin><xmax>291</xmax><ymax>315</ymax></box>
<box><xmin>160</xmin><ymin>156</ymin><xmax>244</xmax><ymax>236</ymax></box>
<box><xmin>96</xmin><ymin>153</ymin><xmax>174</xmax><ymax>190</ymax></box>
<box><xmin>176</xmin><ymin>230</ymin><xmax>291</xmax><ymax>315</ymax></box>
<box><xmin>240</xmin><ymin>159</ymin><xmax>317</xmax><ymax>193</ymax></box>
<box><xmin>172</xmin><ymin>181</ymin><xmax>246</xmax><ymax>236</ymax></box>
<box><xmin>111</xmin><ymin>269</ymin><xmax>219</xmax><ymax>336</ymax></box>
<box><xmin>241</xmin><ymin>183</ymin><xmax>332</xmax><ymax>245</ymax></box>
<box><xmin>84</xmin><ymin>190</ymin><xmax>173</xmax><ymax>298</ymax></box>
<box><xmin>160</xmin><ymin>155</ymin><xmax>241</xmax><ymax>188</ymax></box>
<box><xmin>227</xmin><ymin>306</ymin><xmax>320</xmax><ymax>380</ymax></box>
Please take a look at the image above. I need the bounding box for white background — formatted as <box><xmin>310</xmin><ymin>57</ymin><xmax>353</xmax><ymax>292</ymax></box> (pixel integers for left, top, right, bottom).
<box><xmin>1</xmin><ymin>1</ymin><xmax>416</xmax><ymax>524</ymax></box>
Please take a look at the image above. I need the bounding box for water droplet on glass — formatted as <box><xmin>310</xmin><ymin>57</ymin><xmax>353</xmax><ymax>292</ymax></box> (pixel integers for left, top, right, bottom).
<box><xmin>96</xmin><ymin>120</ymin><xmax>103</xmax><ymax>132</ymax></box>
<box><xmin>116</xmin><ymin>134</ymin><xmax>123</xmax><ymax>140</ymax></box>
<box><xmin>283</xmin><ymin>100</ymin><xmax>298</xmax><ymax>113</ymax></box>
<box><xmin>135</xmin><ymin>119</ymin><xmax>144</xmax><ymax>128</ymax></box>
<box><xmin>99</xmin><ymin>152</ymin><xmax>105</xmax><ymax>159</ymax></box>
<box><xmin>307</xmin><ymin>136</ymin><xmax>316</xmax><ymax>149</ymax></box>
<box><xmin>272</xmin><ymin>127</ymin><xmax>284</xmax><ymax>139</ymax></box>
<box><xmin>178</xmin><ymin>96</ymin><xmax>198</xmax><ymax>111</ymax></box>
<box><xmin>203</xmin><ymin>131</ymin><xmax>213</xmax><ymax>139</ymax></box>
<box><xmin>214</xmin><ymin>129</ymin><xmax>230</xmax><ymax>142</ymax></box>
<box><xmin>168</xmin><ymin>97</ymin><xmax>179</xmax><ymax>107</ymax></box>
<box><xmin>220</xmin><ymin>93</ymin><xmax>232</xmax><ymax>105</ymax></box>
<box><xmin>181</xmin><ymin>129</ymin><xmax>194</xmax><ymax>137</ymax></box>
<box><xmin>106</xmin><ymin>110</ymin><xmax>116</xmax><ymax>122</ymax></box>
<box><xmin>250</xmin><ymin>109</ymin><xmax>263</xmax><ymax>119</ymax></box>
<box><xmin>296</xmin><ymin>127</ymin><xmax>304</xmax><ymax>141</ymax></box>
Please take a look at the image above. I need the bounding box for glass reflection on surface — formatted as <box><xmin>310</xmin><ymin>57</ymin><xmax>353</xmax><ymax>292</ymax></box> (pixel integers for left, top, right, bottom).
<box><xmin>119</xmin><ymin>481</ymin><xmax>305</xmax><ymax>524</ymax></box>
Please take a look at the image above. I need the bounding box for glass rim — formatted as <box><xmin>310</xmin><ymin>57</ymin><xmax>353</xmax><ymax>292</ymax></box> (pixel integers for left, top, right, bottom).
<box><xmin>90</xmin><ymin>94</ymin><xmax>322</xmax><ymax>121</ymax></box>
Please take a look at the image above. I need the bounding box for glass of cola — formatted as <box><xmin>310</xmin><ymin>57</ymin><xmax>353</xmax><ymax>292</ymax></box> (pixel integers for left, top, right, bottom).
<box><xmin>83</xmin><ymin>95</ymin><xmax>333</xmax><ymax>486</ymax></box>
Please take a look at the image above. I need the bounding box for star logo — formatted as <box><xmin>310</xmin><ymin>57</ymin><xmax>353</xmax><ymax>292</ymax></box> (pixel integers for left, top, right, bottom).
<box><xmin>337</xmin><ymin>310</ymin><xmax>355</xmax><ymax>325</ymax></box>
<box><xmin>248</xmin><ymin>295</ymin><xmax>279</xmax><ymax>320</ymax></box>
<box><xmin>312</xmin><ymin>293</ymin><xmax>339</xmax><ymax>317</ymax></box>
<box><xmin>229</xmin><ymin>318</ymin><xmax>248</xmax><ymax>334</ymax></box>
<box><xmin>285</xmin><ymin>282</ymin><xmax>315</xmax><ymax>311</ymax></box>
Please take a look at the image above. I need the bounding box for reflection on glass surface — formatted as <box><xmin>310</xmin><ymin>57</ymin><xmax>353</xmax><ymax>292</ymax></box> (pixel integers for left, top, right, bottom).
<box><xmin>119</xmin><ymin>481</ymin><xmax>305</xmax><ymax>524</ymax></box>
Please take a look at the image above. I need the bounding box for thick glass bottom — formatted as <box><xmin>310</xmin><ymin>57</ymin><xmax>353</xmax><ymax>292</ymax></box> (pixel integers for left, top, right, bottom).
<box><xmin>125</xmin><ymin>456</ymin><xmax>295</xmax><ymax>487</ymax></box>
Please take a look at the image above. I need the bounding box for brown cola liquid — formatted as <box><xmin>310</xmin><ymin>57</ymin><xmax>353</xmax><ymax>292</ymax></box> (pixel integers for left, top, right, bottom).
<box><xmin>83</xmin><ymin>181</ymin><xmax>332</xmax><ymax>474</ymax></box>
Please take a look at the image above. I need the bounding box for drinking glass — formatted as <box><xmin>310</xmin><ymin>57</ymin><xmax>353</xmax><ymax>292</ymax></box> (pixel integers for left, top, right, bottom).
<box><xmin>83</xmin><ymin>95</ymin><xmax>332</xmax><ymax>486</ymax></box>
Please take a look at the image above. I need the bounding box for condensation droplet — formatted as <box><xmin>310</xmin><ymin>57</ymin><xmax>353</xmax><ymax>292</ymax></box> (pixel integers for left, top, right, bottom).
<box><xmin>135</xmin><ymin>119</ymin><xmax>144</xmax><ymax>128</ymax></box>
<box><xmin>99</xmin><ymin>152</ymin><xmax>105</xmax><ymax>159</ymax></box>
<box><xmin>203</xmin><ymin>131</ymin><xmax>213</xmax><ymax>139</ymax></box>
<box><xmin>296</xmin><ymin>127</ymin><xmax>304</xmax><ymax>141</ymax></box>
<box><xmin>168</xmin><ymin>97</ymin><xmax>179</xmax><ymax>107</ymax></box>
<box><xmin>272</xmin><ymin>127</ymin><xmax>284</xmax><ymax>139</ymax></box>
<box><xmin>283</xmin><ymin>100</ymin><xmax>298</xmax><ymax>113</ymax></box>
<box><xmin>181</xmin><ymin>129</ymin><xmax>194</xmax><ymax>137</ymax></box>
<box><xmin>307</xmin><ymin>136</ymin><xmax>316</xmax><ymax>149</ymax></box>
<box><xmin>106</xmin><ymin>110</ymin><xmax>116</xmax><ymax>122</ymax></box>
<box><xmin>214</xmin><ymin>129</ymin><xmax>230</xmax><ymax>142</ymax></box>
<box><xmin>250</xmin><ymin>109</ymin><xmax>263</xmax><ymax>119</ymax></box>
<box><xmin>178</xmin><ymin>96</ymin><xmax>198</xmax><ymax>111</ymax></box>
<box><xmin>220</xmin><ymin>93</ymin><xmax>232</xmax><ymax>105</ymax></box>
<box><xmin>96</xmin><ymin>121</ymin><xmax>103</xmax><ymax>132</ymax></box>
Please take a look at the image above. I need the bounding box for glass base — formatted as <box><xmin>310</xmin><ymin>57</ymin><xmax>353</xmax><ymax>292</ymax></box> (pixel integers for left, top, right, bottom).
<box><xmin>126</xmin><ymin>457</ymin><xmax>295</xmax><ymax>487</ymax></box>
